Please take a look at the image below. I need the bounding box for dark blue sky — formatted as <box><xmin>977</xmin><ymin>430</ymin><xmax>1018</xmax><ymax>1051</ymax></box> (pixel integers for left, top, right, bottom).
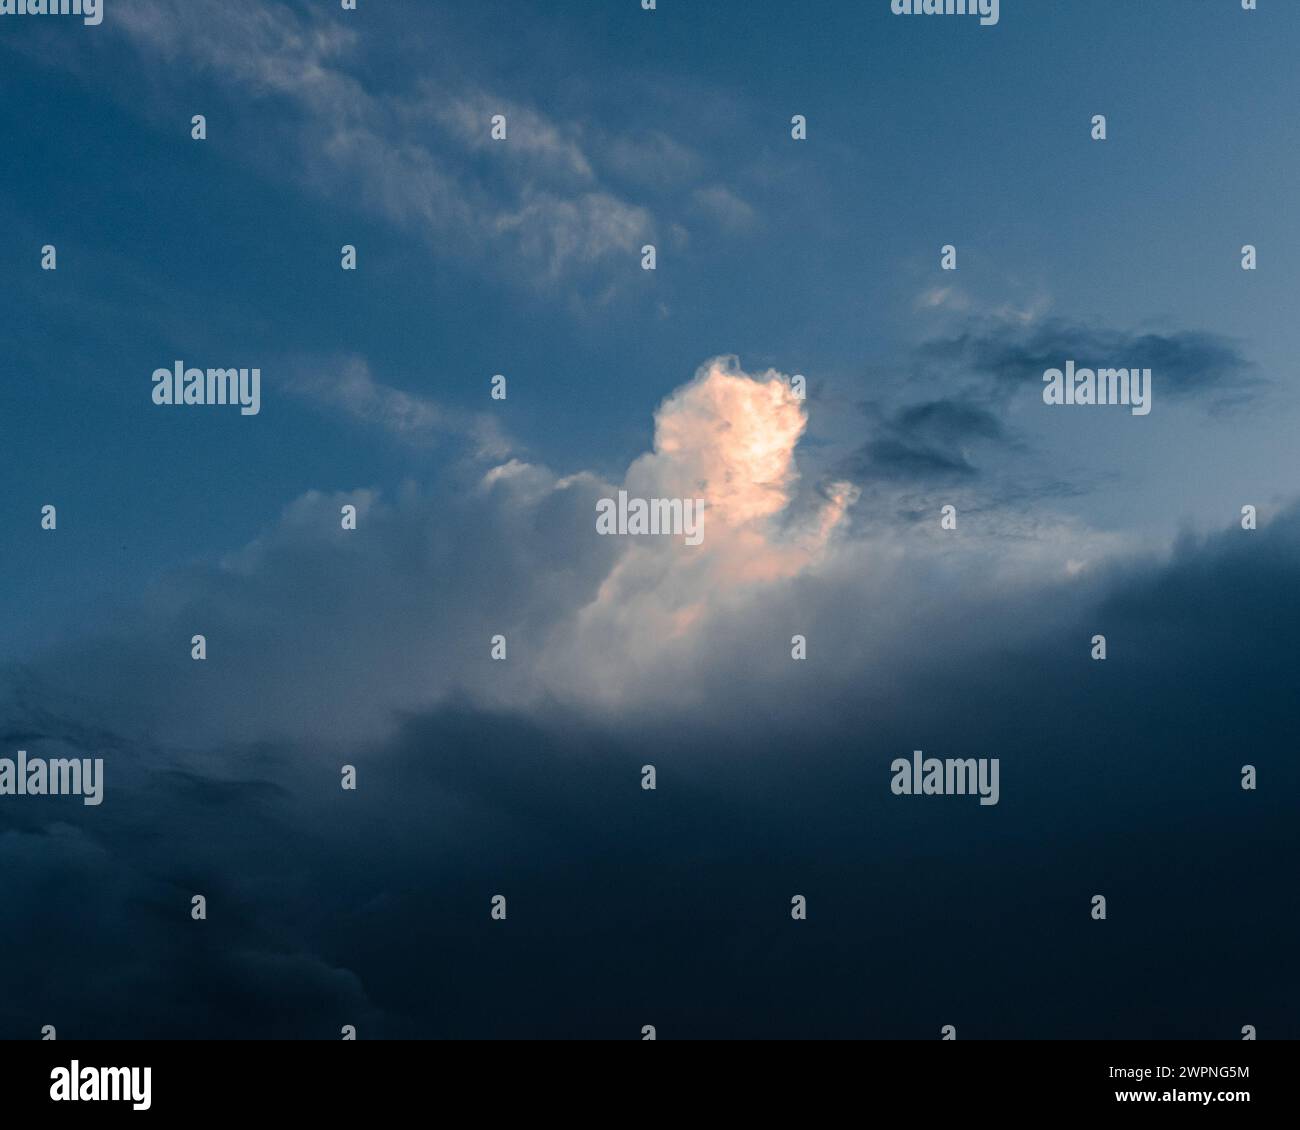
<box><xmin>0</xmin><ymin>0</ymin><xmax>1296</xmax><ymax>1039</ymax></box>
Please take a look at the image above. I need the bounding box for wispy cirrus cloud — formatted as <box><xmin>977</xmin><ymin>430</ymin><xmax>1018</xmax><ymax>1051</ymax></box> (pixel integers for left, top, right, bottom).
<box><xmin>288</xmin><ymin>355</ymin><xmax>511</xmax><ymax>459</ymax></box>
<box><xmin>97</xmin><ymin>0</ymin><xmax>752</xmax><ymax>292</ymax></box>
<box><xmin>102</xmin><ymin>0</ymin><xmax>642</xmax><ymax>284</ymax></box>
<box><xmin>691</xmin><ymin>185</ymin><xmax>759</xmax><ymax>233</ymax></box>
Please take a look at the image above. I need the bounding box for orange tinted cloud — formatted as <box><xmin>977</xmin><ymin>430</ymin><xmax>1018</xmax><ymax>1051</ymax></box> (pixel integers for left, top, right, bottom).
<box><xmin>574</xmin><ymin>357</ymin><xmax>858</xmax><ymax>666</ymax></box>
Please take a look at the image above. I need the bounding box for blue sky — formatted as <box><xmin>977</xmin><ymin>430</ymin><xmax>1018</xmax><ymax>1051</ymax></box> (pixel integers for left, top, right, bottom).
<box><xmin>1</xmin><ymin>0</ymin><xmax>1297</xmax><ymax>1038</ymax></box>
<box><xmin>3</xmin><ymin>0</ymin><xmax>1298</xmax><ymax>658</ymax></box>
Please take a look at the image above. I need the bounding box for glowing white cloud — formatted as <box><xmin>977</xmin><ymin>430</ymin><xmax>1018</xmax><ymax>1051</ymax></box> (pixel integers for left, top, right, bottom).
<box><xmin>619</xmin><ymin>355</ymin><xmax>856</xmax><ymax>573</ymax></box>
<box><xmin>535</xmin><ymin>358</ymin><xmax>859</xmax><ymax>702</ymax></box>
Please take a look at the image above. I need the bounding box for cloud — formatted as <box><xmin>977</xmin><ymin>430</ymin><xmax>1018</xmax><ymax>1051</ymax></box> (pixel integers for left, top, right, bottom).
<box><xmin>7</xmin><ymin>0</ymin><xmax>1295</xmax><ymax>1045</ymax></box>
<box><xmin>828</xmin><ymin>314</ymin><xmax>1263</xmax><ymax>525</ymax></box>
<box><xmin>288</xmin><ymin>355</ymin><xmax>511</xmax><ymax>459</ymax></box>
<box><xmin>526</xmin><ymin>358</ymin><xmax>859</xmax><ymax>704</ymax></box>
<box><xmin>920</xmin><ymin>318</ymin><xmax>1261</xmax><ymax>410</ymax></box>
<box><xmin>0</xmin><ymin>359</ymin><xmax>861</xmax><ymax>750</ymax></box>
<box><xmin>604</xmin><ymin>130</ymin><xmax>701</xmax><ymax>189</ymax></box>
<box><xmin>12</xmin><ymin>343</ymin><xmax>1255</xmax><ymax>754</ymax></box>
<box><xmin>0</xmin><ymin>342</ymin><xmax>1178</xmax><ymax>776</ymax></box>
<box><xmin>4</xmin><ymin>485</ymin><xmax>1299</xmax><ymax>1037</ymax></box>
<box><xmin>691</xmin><ymin>185</ymin><xmax>758</xmax><ymax>233</ymax></box>
<box><xmin>845</xmin><ymin>399</ymin><xmax>1008</xmax><ymax>484</ymax></box>
<box><xmin>107</xmin><ymin>0</ymin><xmax>650</xmax><ymax>285</ymax></box>
<box><xmin>913</xmin><ymin>285</ymin><xmax>972</xmax><ymax>314</ymax></box>
<box><xmin>493</xmin><ymin>191</ymin><xmax>652</xmax><ymax>280</ymax></box>
<box><xmin>2</xmin><ymin>348</ymin><xmax>1298</xmax><ymax>1037</ymax></box>
<box><xmin>431</xmin><ymin>90</ymin><xmax>594</xmax><ymax>182</ymax></box>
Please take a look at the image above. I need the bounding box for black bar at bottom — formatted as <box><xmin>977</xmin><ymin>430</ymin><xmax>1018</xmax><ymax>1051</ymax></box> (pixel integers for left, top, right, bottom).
<box><xmin>2</xmin><ymin>1039</ymin><xmax>1287</xmax><ymax>1118</ymax></box>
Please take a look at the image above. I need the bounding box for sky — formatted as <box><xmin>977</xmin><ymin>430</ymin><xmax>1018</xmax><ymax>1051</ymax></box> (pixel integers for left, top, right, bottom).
<box><xmin>0</xmin><ymin>0</ymin><xmax>1297</xmax><ymax>1039</ymax></box>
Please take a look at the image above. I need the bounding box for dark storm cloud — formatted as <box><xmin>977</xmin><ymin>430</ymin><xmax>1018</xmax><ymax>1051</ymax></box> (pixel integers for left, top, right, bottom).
<box><xmin>2</xmin><ymin>503</ymin><xmax>1297</xmax><ymax>1038</ymax></box>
